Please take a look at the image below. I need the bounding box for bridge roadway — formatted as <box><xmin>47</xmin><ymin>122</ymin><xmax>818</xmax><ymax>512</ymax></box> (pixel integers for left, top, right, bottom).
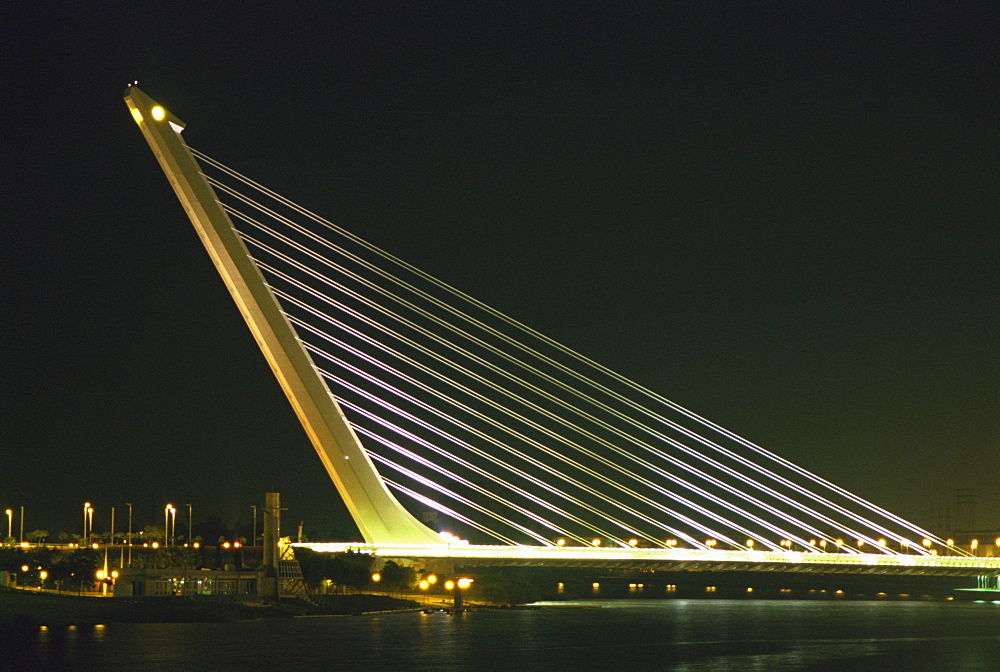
<box><xmin>300</xmin><ymin>542</ymin><xmax>1000</xmax><ymax>577</ymax></box>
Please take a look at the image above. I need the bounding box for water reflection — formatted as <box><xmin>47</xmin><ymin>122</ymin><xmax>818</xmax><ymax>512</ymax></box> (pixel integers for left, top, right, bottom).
<box><xmin>4</xmin><ymin>600</ymin><xmax>999</xmax><ymax>671</ymax></box>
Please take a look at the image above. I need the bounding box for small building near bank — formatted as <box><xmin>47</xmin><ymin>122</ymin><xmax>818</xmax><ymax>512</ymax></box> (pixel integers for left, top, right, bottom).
<box><xmin>113</xmin><ymin>566</ymin><xmax>278</xmax><ymax>598</ymax></box>
<box><xmin>113</xmin><ymin>493</ymin><xmax>300</xmax><ymax>600</ymax></box>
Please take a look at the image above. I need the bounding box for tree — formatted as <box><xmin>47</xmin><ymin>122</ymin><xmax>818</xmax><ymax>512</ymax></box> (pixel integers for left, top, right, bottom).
<box><xmin>27</xmin><ymin>529</ymin><xmax>49</xmax><ymax>544</ymax></box>
<box><xmin>294</xmin><ymin>547</ymin><xmax>327</xmax><ymax>590</ymax></box>
<box><xmin>49</xmin><ymin>548</ymin><xmax>99</xmax><ymax>592</ymax></box>
<box><xmin>142</xmin><ymin>525</ymin><xmax>165</xmax><ymax>543</ymax></box>
<box><xmin>379</xmin><ymin>561</ymin><xmax>416</xmax><ymax>593</ymax></box>
<box><xmin>330</xmin><ymin>551</ymin><xmax>375</xmax><ymax>590</ymax></box>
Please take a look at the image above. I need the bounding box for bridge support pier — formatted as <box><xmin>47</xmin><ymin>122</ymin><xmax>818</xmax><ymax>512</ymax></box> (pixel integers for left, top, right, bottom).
<box><xmin>258</xmin><ymin>492</ymin><xmax>281</xmax><ymax>599</ymax></box>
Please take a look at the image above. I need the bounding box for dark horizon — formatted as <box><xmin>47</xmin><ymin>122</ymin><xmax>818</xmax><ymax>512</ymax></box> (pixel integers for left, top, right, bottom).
<box><xmin>4</xmin><ymin>3</ymin><xmax>997</xmax><ymax>539</ymax></box>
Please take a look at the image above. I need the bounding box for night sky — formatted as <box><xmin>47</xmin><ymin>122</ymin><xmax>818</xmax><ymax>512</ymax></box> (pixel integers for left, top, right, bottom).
<box><xmin>4</xmin><ymin>3</ymin><xmax>996</xmax><ymax>540</ymax></box>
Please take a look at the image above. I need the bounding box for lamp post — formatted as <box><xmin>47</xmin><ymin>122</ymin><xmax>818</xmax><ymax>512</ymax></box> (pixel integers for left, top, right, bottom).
<box><xmin>186</xmin><ymin>504</ymin><xmax>192</xmax><ymax>544</ymax></box>
<box><xmin>452</xmin><ymin>577</ymin><xmax>473</xmax><ymax>611</ymax></box>
<box><xmin>125</xmin><ymin>503</ymin><xmax>133</xmax><ymax>567</ymax></box>
<box><xmin>83</xmin><ymin>502</ymin><xmax>91</xmax><ymax>545</ymax></box>
<box><xmin>5</xmin><ymin>509</ymin><xmax>11</xmax><ymax>542</ymax></box>
<box><xmin>251</xmin><ymin>505</ymin><xmax>257</xmax><ymax>546</ymax></box>
<box><xmin>87</xmin><ymin>505</ymin><xmax>94</xmax><ymax>546</ymax></box>
<box><xmin>19</xmin><ymin>505</ymin><xmax>24</xmax><ymax>544</ymax></box>
<box><xmin>164</xmin><ymin>504</ymin><xmax>176</xmax><ymax>546</ymax></box>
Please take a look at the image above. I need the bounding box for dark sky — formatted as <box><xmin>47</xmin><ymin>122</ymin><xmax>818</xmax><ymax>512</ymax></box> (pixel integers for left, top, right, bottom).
<box><xmin>4</xmin><ymin>3</ymin><xmax>996</xmax><ymax>540</ymax></box>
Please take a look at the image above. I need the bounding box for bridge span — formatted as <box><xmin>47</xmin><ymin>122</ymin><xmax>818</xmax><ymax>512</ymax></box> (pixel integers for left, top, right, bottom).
<box><xmin>127</xmin><ymin>87</ymin><xmax>997</xmax><ymax>583</ymax></box>
<box><xmin>301</xmin><ymin>542</ymin><xmax>1000</xmax><ymax>578</ymax></box>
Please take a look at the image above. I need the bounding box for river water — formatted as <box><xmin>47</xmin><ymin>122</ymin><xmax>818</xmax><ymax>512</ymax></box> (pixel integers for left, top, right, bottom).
<box><xmin>5</xmin><ymin>599</ymin><xmax>999</xmax><ymax>671</ymax></box>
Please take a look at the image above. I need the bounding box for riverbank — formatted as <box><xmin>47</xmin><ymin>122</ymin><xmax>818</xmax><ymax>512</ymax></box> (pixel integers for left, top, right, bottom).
<box><xmin>0</xmin><ymin>587</ymin><xmax>419</xmax><ymax>628</ymax></box>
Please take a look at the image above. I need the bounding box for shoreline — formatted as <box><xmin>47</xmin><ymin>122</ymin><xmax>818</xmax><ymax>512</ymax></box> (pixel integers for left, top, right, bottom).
<box><xmin>0</xmin><ymin>587</ymin><xmax>420</xmax><ymax>629</ymax></box>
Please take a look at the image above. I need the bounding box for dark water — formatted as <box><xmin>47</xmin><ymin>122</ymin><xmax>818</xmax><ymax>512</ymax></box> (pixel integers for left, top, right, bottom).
<box><xmin>5</xmin><ymin>600</ymin><xmax>999</xmax><ymax>671</ymax></box>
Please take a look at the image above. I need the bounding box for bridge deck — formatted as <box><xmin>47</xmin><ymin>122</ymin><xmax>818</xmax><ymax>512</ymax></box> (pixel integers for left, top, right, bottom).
<box><xmin>301</xmin><ymin>543</ymin><xmax>1000</xmax><ymax>577</ymax></box>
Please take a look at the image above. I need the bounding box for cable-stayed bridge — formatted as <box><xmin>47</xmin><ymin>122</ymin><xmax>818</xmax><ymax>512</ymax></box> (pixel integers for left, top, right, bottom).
<box><xmin>125</xmin><ymin>87</ymin><xmax>998</xmax><ymax>579</ymax></box>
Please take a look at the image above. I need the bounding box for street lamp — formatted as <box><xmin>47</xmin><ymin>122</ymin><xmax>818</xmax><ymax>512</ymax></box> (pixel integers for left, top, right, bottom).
<box><xmin>87</xmin><ymin>506</ymin><xmax>94</xmax><ymax>545</ymax></box>
<box><xmin>452</xmin><ymin>577</ymin><xmax>474</xmax><ymax>610</ymax></box>
<box><xmin>164</xmin><ymin>504</ymin><xmax>172</xmax><ymax>546</ymax></box>
<box><xmin>83</xmin><ymin>502</ymin><xmax>91</xmax><ymax>545</ymax></box>
<box><xmin>186</xmin><ymin>504</ymin><xmax>192</xmax><ymax>544</ymax></box>
<box><xmin>251</xmin><ymin>505</ymin><xmax>257</xmax><ymax>547</ymax></box>
<box><xmin>5</xmin><ymin>509</ymin><xmax>11</xmax><ymax>542</ymax></box>
<box><xmin>125</xmin><ymin>503</ymin><xmax>133</xmax><ymax>567</ymax></box>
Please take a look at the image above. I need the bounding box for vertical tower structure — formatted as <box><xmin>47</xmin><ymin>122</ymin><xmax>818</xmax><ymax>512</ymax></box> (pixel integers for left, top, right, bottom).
<box><xmin>124</xmin><ymin>87</ymin><xmax>440</xmax><ymax>545</ymax></box>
